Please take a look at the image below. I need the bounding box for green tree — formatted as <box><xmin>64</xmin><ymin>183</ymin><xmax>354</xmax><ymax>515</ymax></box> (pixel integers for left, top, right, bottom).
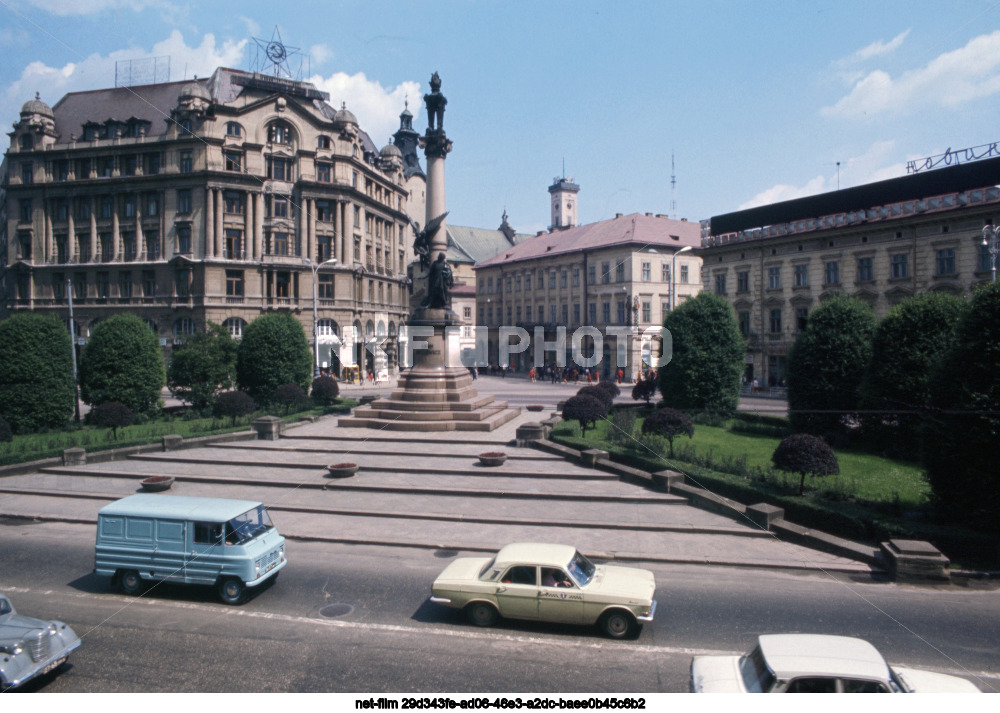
<box><xmin>772</xmin><ymin>433</ymin><xmax>840</xmax><ymax>496</ymax></box>
<box><xmin>90</xmin><ymin>401</ymin><xmax>134</xmax><ymax>440</ymax></box>
<box><xmin>236</xmin><ymin>313</ymin><xmax>312</xmax><ymax>406</ymax></box>
<box><xmin>641</xmin><ymin>407</ymin><xmax>694</xmax><ymax>458</ymax></box>
<box><xmin>167</xmin><ymin>323</ymin><xmax>238</xmax><ymax>409</ymax></box>
<box><xmin>0</xmin><ymin>312</ymin><xmax>76</xmax><ymax>433</ymax></box>
<box><xmin>311</xmin><ymin>376</ymin><xmax>340</xmax><ymax>407</ymax></box>
<box><xmin>923</xmin><ymin>281</ymin><xmax>1000</xmax><ymax>528</ymax></box>
<box><xmin>657</xmin><ymin>292</ymin><xmax>745</xmax><ymax>417</ymax></box>
<box><xmin>861</xmin><ymin>292</ymin><xmax>967</xmax><ymax>455</ymax></box>
<box><xmin>562</xmin><ymin>394</ymin><xmax>607</xmax><ymax>437</ymax></box>
<box><xmin>213</xmin><ymin>390</ymin><xmax>257</xmax><ymax>426</ymax></box>
<box><xmin>578</xmin><ymin>385</ymin><xmax>613</xmax><ymax>410</ymax></box>
<box><xmin>79</xmin><ymin>314</ymin><xmax>165</xmax><ymax>415</ymax></box>
<box><xmin>786</xmin><ymin>296</ymin><xmax>876</xmax><ymax>440</ymax></box>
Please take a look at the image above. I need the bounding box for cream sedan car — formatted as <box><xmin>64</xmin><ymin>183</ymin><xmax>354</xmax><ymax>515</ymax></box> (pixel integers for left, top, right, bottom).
<box><xmin>430</xmin><ymin>543</ymin><xmax>656</xmax><ymax>639</ymax></box>
<box><xmin>690</xmin><ymin>634</ymin><xmax>981</xmax><ymax>693</ymax></box>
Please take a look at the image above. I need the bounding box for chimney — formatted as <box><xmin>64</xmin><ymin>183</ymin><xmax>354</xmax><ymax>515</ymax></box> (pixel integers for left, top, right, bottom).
<box><xmin>615</xmin><ymin>213</ymin><xmax>623</xmax><ymax>219</ymax></box>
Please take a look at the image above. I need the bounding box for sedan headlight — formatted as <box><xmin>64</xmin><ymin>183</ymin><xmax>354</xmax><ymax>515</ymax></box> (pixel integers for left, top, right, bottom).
<box><xmin>48</xmin><ymin>624</ymin><xmax>58</xmax><ymax>636</ymax></box>
<box><xmin>0</xmin><ymin>641</ymin><xmax>24</xmax><ymax>655</ymax></box>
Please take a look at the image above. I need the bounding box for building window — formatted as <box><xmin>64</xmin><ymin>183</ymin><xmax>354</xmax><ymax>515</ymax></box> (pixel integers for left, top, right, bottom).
<box><xmin>268</xmin><ymin>123</ymin><xmax>292</xmax><ymax>145</ymax></box>
<box><xmin>602</xmin><ymin>302</ymin><xmax>611</xmax><ymax>323</ymax></box>
<box><xmin>177</xmin><ymin>189</ymin><xmax>191</xmax><ymax>214</ymax></box>
<box><xmin>77</xmin><ymin>236</ymin><xmax>90</xmax><ymax>263</ymax></box>
<box><xmin>538</xmin><ymin>305</ymin><xmax>545</xmax><ymax>323</ymax></box>
<box><xmin>223</xmin><ymin>318</ymin><xmax>245</xmax><ymax>339</ymax></box>
<box><xmin>767</xmin><ymin>266</ymin><xmax>781</xmax><ymax>289</ymax></box>
<box><xmin>525</xmin><ymin>273</ymin><xmax>532</xmax><ymax>291</ymax></box>
<box><xmin>714</xmin><ymin>273</ymin><xmax>726</xmax><ymax>295</ymax></box>
<box><xmin>515</xmin><ymin>305</ymin><xmax>522</xmax><ymax>323</ymax></box>
<box><xmin>146</xmin><ymin>229</ymin><xmax>160</xmax><ymax>260</ymax></box>
<box><xmin>123</xmin><ymin>195</ymin><xmax>136</xmax><ymax>219</ymax></box>
<box><xmin>616</xmin><ymin>261</ymin><xmax>625</xmax><ymax>282</ymax></box>
<box><xmin>824</xmin><ymin>261</ymin><xmax>840</xmax><ymax>285</ymax></box>
<box><xmin>574</xmin><ymin>304</ymin><xmax>582</xmax><ymax>324</ymax></box>
<box><xmin>52</xmin><ymin>273</ymin><xmax>66</xmax><ymax>301</ymax></box>
<box><xmin>146</xmin><ymin>153</ymin><xmax>161</xmax><ymax>175</ymax></box>
<box><xmin>100</xmin><ymin>233</ymin><xmax>113</xmax><ymax>262</ymax></box>
<box><xmin>641</xmin><ymin>301</ymin><xmax>651</xmax><ymax>323</ymax></box>
<box><xmin>589</xmin><ymin>303</ymin><xmax>597</xmax><ymax>325</ymax></box>
<box><xmin>123</xmin><ymin>155</ymin><xmax>137</xmax><ymax>176</ymax></box>
<box><xmin>77</xmin><ymin>158</ymin><xmax>92</xmax><ymax>179</ymax></box>
<box><xmin>226</xmin><ymin>270</ymin><xmax>244</xmax><ymax>298</ymax></box>
<box><xmin>270</xmin><ymin>196</ymin><xmax>289</xmax><ymax>218</ymax></box>
<box><xmin>174</xmin><ymin>318</ymin><xmax>196</xmax><ymax>338</ymax></box>
<box><xmin>737</xmin><ymin>270</ymin><xmax>749</xmax><ymax>292</ymax></box>
<box><xmin>793</xmin><ymin>264</ymin><xmax>808</xmax><ymax>287</ymax></box>
<box><xmin>267</xmin><ymin>157</ymin><xmax>292</xmax><ymax>181</ymax></box>
<box><xmin>142</xmin><ymin>270</ymin><xmax>155</xmax><ymax>297</ymax></box>
<box><xmin>318</xmin><ymin>274</ymin><xmax>334</xmax><ymax>299</ymax></box>
<box><xmin>548</xmin><ymin>271</ymin><xmax>555</xmax><ymax>289</ymax></box>
<box><xmin>617</xmin><ymin>300</ymin><xmax>627</xmax><ymax>324</ymax></box>
<box><xmin>681</xmin><ymin>265</ymin><xmax>689</xmax><ymax>283</ymax></box>
<box><xmin>119</xmin><ymin>271</ymin><xmax>132</xmax><ymax>299</ymax></box>
<box><xmin>101</xmin><ymin>196</ymin><xmax>114</xmax><ymax>219</ymax></box>
<box><xmin>587</xmin><ymin>265</ymin><xmax>596</xmax><ymax>285</ymax></box>
<box><xmin>74</xmin><ymin>272</ymin><xmax>87</xmax><ymax>300</ymax></box>
<box><xmin>19</xmin><ymin>199</ymin><xmax>32</xmax><ymax>223</ymax></box>
<box><xmin>179</xmin><ymin>151</ymin><xmax>192</xmax><ymax>173</ymax></box>
<box><xmin>738</xmin><ymin>311</ymin><xmax>750</xmax><ymax>337</ymax></box>
<box><xmin>96</xmin><ymin>271</ymin><xmax>110</xmax><ymax>300</ymax></box>
<box><xmin>769</xmin><ymin>308</ymin><xmax>782</xmax><ymax>334</ymax></box>
<box><xmin>572</xmin><ymin>267</ymin><xmax>580</xmax><ymax>287</ymax></box>
<box><xmin>20</xmin><ymin>134</ymin><xmax>33</xmax><ymax>150</ymax></box>
<box><xmin>562</xmin><ymin>304</ymin><xmax>568</xmax><ymax>323</ymax></box>
<box><xmin>224</xmin><ymin>151</ymin><xmax>242</xmax><ymax>172</ymax></box>
<box><xmin>226</xmin><ymin>122</ymin><xmax>242</xmax><ymax>137</ymax></box>
<box><xmin>857</xmin><ymin>257</ymin><xmax>873</xmax><ymax>282</ymax></box>
<box><xmin>177</xmin><ymin>225</ymin><xmax>191</xmax><ymax>254</ymax></box>
<box><xmin>123</xmin><ymin>232</ymin><xmax>136</xmax><ymax>261</ymax></box>
<box><xmin>936</xmin><ymin>248</ymin><xmax>956</xmax><ymax>275</ymax></box>
<box><xmin>56</xmin><ymin>235</ymin><xmax>68</xmax><ymax>263</ymax></box>
<box><xmin>224</xmin><ymin>192</ymin><xmax>243</xmax><ymax>214</ymax></box>
<box><xmin>55</xmin><ymin>160</ymin><xmax>69</xmax><ymax>181</ymax></box>
<box><xmin>550</xmin><ymin>304</ymin><xmax>557</xmax><ymax>323</ymax></box>
<box><xmin>317</xmin><ymin>163</ymin><xmax>331</xmax><ymax>182</ymax></box>
<box><xmin>560</xmin><ymin>270</ymin><xmax>568</xmax><ymax>288</ymax></box>
<box><xmin>891</xmin><ymin>253</ymin><xmax>909</xmax><ymax>279</ymax></box>
<box><xmin>317</xmin><ymin>135</ymin><xmax>331</xmax><ymax>149</ymax></box>
<box><xmin>641</xmin><ymin>262</ymin><xmax>651</xmax><ymax>282</ymax></box>
<box><xmin>225</xmin><ymin>229</ymin><xmax>242</xmax><ymax>259</ymax></box>
<box><xmin>147</xmin><ymin>194</ymin><xmax>160</xmax><ymax>216</ymax></box>
<box><xmin>796</xmin><ymin>307</ymin><xmax>809</xmax><ymax>332</ymax></box>
<box><xmin>21</xmin><ymin>162</ymin><xmax>33</xmax><ymax>184</ymax></box>
<box><xmin>601</xmin><ymin>262</ymin><xmax>610</xmax><ymax>284</ymax></box>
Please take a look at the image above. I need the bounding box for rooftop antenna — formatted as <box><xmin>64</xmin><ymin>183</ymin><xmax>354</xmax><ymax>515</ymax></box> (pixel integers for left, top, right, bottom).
<box><xmin>670</xmin><ymin>152</ymin><xmax>677</xmax><ymax>219</ymax></box>
<box><xmin>562</xmin><ymin>157</ymin><xmax>565</xmax><ymax>178</ymax></box>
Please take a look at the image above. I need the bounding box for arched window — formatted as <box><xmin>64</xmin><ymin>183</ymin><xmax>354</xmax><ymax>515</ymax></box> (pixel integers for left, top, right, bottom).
<box><xmin>222</xmin><ymin>317</ymin><xmax>246</xmax><ymax>339</ymax></box>
<box><xmin>317</xmin><ymin>319</ymin><xmax>338</xmax><ymax>337</ymax></box>
<box><xmin>267</xmin><ymin>122</ymin><xmax>293</xmax><ymax>145</ymax></box>
<box><xmin>317</xmin><ymin>135</ymin><xmax>331</xmax><ymax>149</ymax></box>
<box><xmin>365</xmin><ymin>320</ymin><xmax>375</xmax><ymax>342</ymax></box>
<box><xmin>226</xmin><ymin>122</ymin><xmax>243</xmax><ymax>137</ymax></box>
<box><xmin>376</xmin><ymin>320</ymin><xmax>387</xmax><ymax>337</ymax></box>
<box><xmin>143</xmin><ymin>318</ymin><xmax>158</xmax><ymax>334</ymax></box>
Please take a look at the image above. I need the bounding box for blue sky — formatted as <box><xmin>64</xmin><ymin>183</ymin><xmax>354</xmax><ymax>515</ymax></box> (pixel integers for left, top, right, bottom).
<box><xmin>3</xmin><ymin>0</ymin><xmax>1000</xmax><ymax>235</ymax></box>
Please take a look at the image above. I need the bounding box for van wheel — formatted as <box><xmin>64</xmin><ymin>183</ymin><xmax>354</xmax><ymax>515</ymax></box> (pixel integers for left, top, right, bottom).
<box><xmin>118</xmin><ymin>570</ymin><xmax>143</xmax><ymax>596</ymax></box>
<box><xmin>218</xmin><ymin>578</ymin><xmax>245</xmax><ymax>605</ymax></box>
<box><xmin>600</xmin><ymin>610</ymin><xmax>637</xmax><ymax>639</ymax></box>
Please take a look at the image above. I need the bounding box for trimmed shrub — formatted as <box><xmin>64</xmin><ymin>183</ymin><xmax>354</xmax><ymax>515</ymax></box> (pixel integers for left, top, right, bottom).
<box><xmin>167</xmin><ymin>323</ymin><xmax>238</xmax><ymax>410</ymax></box>
<box><xmin>772</xmin><ymin>433</ymin><xmax>840</xmax><ymax>496</ymax></box>
<box><xmin>632</xmin><ymin>378</ymin><xmax>657</xmax><ymax>405</ymax></box>
<box><xmin>657</xmin><ymin>292</ymin><xmax>745</xmax><ymax>417</ymax></box>
<box><xmin>595</xmin><ymin>380</ymin><xmax>621</xmax><ymax>400</ymax></box>
<box><xmin>89</xmin><ymin>401</ymin><xmax>134</xmax><ymax>440</ymax></box>
<box><xmin>0</xmin><ymin>312</ymin><xmax>76</xmax><ymax>433</ymax></box>
<box><xmin>577</xmin><ymin>385</ymin><xmax>613</xmax><ymax>410</ymax></box>
<box><xmin>311</xmin><ymin>376</ymin><xmax>340</xmax><ymax>406</ymax></box>
<box><xmin>236</xmin><ymin>313</ymin><xmax>312</xmax><ymax>406</ymax></box>
<box><xmin>273</xmin><ymin>383</ymin><xmax>307</xmax><ymax>414</ymax></box>
<box><xmin>79</xmin><ymin>314</ymin><xmax>165</xmax><ymax>416</ymax></box>
<box><xmin>0</xmin><ymin>415</ymin><xmax>12</xmax><ymax>443</ymax></box>
<box><xmin>641</xmin><ymin>407</ymin><xmax>694</xmax><ymax>458</ymax></box>
<box><xmin>787</xmin><ymin>296</ymin><xmax>876</xmax><ymax>440</ymax></box>
<box><xmin>213</xmin><ymin>391</ymin><xmax>257</xmax><ymax>426</ymax></box>
<box><xmin>562</xmin><ymin>394</ymin><xmax>607</xmax><ymax>437</ymax></box>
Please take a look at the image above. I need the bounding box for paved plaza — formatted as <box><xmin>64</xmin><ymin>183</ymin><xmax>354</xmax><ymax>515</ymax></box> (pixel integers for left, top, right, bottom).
<box><xmin>0</xmin><ymin>378</ymin><xmax>872</xmax><ymax>575</ymax></box>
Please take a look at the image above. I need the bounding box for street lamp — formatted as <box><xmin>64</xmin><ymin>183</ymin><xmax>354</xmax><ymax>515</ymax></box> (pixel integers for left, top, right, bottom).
<box><xmin>305</xmin><ymin>257</ymin><xmax>338</xmax><ymax>376</ymax></box>
<box><xmin>670</xmin><ymin>245</ymin><xmax>693</xmax><ymax>311</ymax></box>
<box><xmin>982</xmin><ymin>225</ymin><xmax>999</xmax><ymax>283</ymax></box>
<box><xmin>67</xmin><ymin>278</ymin><xmax>80</xmax><ymax>423</ymax></box>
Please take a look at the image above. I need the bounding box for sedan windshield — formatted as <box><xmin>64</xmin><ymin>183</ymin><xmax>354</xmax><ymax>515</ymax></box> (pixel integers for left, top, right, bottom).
<box><xmin>226</xmin><ymin>505</ymin><xmax>274</xmax><ymax>545</ymax></box>
<box><xmin>566</xmin><ymin>550</ymin><xmax>596</xmax><ymax>586</ymax></box>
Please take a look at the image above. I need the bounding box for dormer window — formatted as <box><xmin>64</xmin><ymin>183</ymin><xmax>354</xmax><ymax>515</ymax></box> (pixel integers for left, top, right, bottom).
<box><xmin>179</xmin><ymin>119</ymin><xmax>193</xmax><ymax>136</ymax></box>
<box><xmin>317</xmin><ymin>135</ymin><xmax>331</xmax><ymax>149</ymax></box>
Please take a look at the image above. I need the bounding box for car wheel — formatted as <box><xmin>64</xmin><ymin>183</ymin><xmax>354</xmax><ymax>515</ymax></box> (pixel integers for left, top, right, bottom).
<box><xmin>601</xmin><ymin>610</ymin><xmax>637</xmax><ymax>639</ymax></box>
<box><xmin>218</xmin><ymin>578</ymin><xmax>245</xmax><ymax>605</ymax></box>
<box><xmin>118</xmin><ymin>570</ymin><xmax>143</xmax><ymax>596</ymax></box>
<box><xmin>466</xmin><ymin>602</ymin><xmax>499</xmax><ymax>628</ymax></box>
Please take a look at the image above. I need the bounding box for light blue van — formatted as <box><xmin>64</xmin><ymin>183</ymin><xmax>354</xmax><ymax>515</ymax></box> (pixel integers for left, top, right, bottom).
<box><xmin>95</xmin><ymin>494</ymin><xmax>286</xmax><ymax>604</ymax></box>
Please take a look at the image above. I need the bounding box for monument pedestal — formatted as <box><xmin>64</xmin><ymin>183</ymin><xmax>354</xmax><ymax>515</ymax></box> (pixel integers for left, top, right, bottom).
<box><xmin>340</xmin><ymin>309</ymin><xmax>519</xmax><ymax>432</ymax></box>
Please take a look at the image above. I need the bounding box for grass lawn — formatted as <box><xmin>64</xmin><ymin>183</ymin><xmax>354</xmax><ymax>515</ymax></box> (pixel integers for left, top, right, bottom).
<box><xmin>558</xmin><ymin>415</ymin><xmax>930</xmax><ymax>508</ymax></box>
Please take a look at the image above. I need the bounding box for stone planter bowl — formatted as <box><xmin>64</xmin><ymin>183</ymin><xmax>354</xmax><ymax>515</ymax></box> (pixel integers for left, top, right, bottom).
<box><xmin>525</xmin><ymin>405</ymin><xmax>545</xmax><ymax>412</ymax></box>
<box><xmin>478</xmin><ymin>452</ymin><xmax>508</xmax><ymax>467</ymax></box>
<box><xmin>327</xmin><ymin>463</ymin><xmax>359</xmax><ymax>478</ymax></box>
<box><xmin>140</xmin><ymin>476</ymin><xmax>174</xmax><ymax>492</ymax></box>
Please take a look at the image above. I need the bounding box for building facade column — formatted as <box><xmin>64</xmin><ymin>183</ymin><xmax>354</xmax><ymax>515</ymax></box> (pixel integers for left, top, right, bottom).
<box><xmin>254</xmin><ymin>192</ymin><xmax>263</xmax><ymax>259</ymax></box>
<box><xmin>214</xmin><ymin>188</ymin><xmax>224</xmax><ymax>258</ymax></box>
<box><xmin>112</xmin><ymin>202</ymin><xmax>120</xmax><ymax>261</ymax></box>
<box><xmin>89</xmin><ymin>197</ymin><xmax>97</xmax><ymax>261</ymax></box>
<box><xmin>135</xmin><ymin>204</ymin><xmax>144</xmax><ymax>260</ymax></box>
<box><xmin>307</xmin><ymin>198</ymin><xmax>316</xmax><ymax>263</ymax></box>
<box><xmin>244</xmin><ymin>190</ymin><xmax>254</xmax><ymax>260</ymax></box>
<box><xmin>205</xmin><ymin>187</ymin><xmax>214</xmax><ymax>258</ymax></box>
<box><xmin>67</xmin><ymin>212</ymin><xmax>76</xmax><ymax>262</ymax></box>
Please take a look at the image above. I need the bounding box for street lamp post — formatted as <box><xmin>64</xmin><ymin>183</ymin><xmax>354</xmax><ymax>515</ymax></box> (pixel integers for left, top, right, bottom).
<box><xmin>670</xmin><ymin>245</ymin><xmax>693</xmax><ymax>311</ymax></box>
<box><xmin>67</xmin><ymin>279</ymin><xmax>80</xmax><ymax>423</ymax></box>
<box><xmin>305</xmin><ymin>258</ymin><xmax>338</xmax><ymax>377</ymax></box>
<box><xmin>983</xmin><ymin>225</ymin><xmax>999</xmax><ymax>283</ymax></box>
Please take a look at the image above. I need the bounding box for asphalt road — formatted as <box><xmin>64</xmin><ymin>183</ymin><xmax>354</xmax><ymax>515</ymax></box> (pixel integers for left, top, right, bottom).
<box><xmin>2</xmin><ymin>520</ymin><xmax>997</xmax><ymax>693</ymax></box>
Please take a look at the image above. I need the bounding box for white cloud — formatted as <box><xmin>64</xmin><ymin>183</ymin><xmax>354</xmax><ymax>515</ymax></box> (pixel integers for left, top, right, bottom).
<box><xmin>739</xmin><ymin>175</ymin><xmax>828</xmax><ymax>210</ymax></box>
<box><xmin>2</xmin><ymin>30</ymin><xmax>245</xmax><ymax>126</ymax></box>
<box><xmin>310</xmin><ymin>71</ymin><xmax>422</xmax><ymax>146</ymax></box>
<box><xmin>823</xmin><ymin>30</ymin><xmax>1000</xmax><ymax>118</ymax></box>
<box><xmin>310</xmin><ymin>44</ymin><xmax>334</xmax><ymax>67</ymax></box>
<box><xmin>239</xmin><ymin>16</ymin><xmax>261</xmax><ymax>38</ymax></box>
<box><xmin>853</xmin><ymin>29</ymin><xmax>910</xmax><ymax>62</ymax></box>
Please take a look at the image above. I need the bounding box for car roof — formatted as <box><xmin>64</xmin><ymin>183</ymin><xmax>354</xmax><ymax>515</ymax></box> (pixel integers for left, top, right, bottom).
<box><xmin>758</xmin><ymin>634</ymin><xmax>891</xmax><ymax>682</ymax></box>
<box><xmin>494</xmin><ymin>542</ymin><xmax>578</xmax><ymax>567</ymax></box>
<box><xmin>98</xmin><ymin>494</ymin><xmax>264</xmax><ymax>521</ymax></box>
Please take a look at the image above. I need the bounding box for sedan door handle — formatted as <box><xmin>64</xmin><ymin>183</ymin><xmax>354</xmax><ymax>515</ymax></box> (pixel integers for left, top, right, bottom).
<box><xmin>495</xmin><ymin>586</ymin><xmax>507</xmax><ymax>593</ymax></box>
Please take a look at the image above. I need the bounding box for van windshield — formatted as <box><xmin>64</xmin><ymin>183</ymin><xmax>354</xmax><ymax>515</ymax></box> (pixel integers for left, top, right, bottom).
<box><xmin>225</xmin><ymin>506</ymin><xmax>274</xmax><ymax>545</ymax></box>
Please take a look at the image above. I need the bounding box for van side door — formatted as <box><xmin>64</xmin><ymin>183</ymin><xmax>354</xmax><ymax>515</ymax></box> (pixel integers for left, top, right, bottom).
<box><xmin>186</xmin><ymin>521</ymin><xmax>225</xmax><ymax>585</ymax></box>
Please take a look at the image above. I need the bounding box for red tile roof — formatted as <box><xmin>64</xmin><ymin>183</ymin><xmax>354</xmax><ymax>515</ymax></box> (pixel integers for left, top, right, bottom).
<box><xmin>475</xmin><ymin>213</ymin><xmax>701</xmax><ymax>269</ymax></box>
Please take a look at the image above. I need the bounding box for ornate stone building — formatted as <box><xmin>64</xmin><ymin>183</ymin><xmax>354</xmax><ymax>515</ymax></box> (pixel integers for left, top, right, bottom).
<box><xmin>475</xmin><ymin>189</ymin><xmax>703</xmax><ymax>379</ymax></box>
<box><xmin>2</xmin><ymin>68</ymin><xmax>414</xmax><ymax>379</ymax></box>
<box><xmin>699</xmin><ymin>155</ymin><xmax>1000</xmax><ymax>387</ymax></box>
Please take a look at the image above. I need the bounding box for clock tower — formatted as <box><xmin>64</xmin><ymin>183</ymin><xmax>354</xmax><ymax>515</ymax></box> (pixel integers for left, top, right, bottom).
<box><xmin>548</xmin><ymin>175</ymin><xmax>579</xmax><ymax>231</ymax></box>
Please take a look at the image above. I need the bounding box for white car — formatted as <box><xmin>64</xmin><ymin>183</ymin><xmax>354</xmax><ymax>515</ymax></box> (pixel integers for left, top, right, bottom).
<box><xmin>690</xmin><ymin>634</ymin><xmax>980</xmax><ymax>693</ymax></box>
<box><xmin>0</xmin><ymin>594</ymin><xmax>81</xmax><ymax>690</ymax></box>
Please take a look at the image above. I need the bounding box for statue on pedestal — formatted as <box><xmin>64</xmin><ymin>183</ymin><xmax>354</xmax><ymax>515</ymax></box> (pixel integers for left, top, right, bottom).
<box><xmin>424</xmin><ymin>72</ymin><xmax>447</xmax><ymax>131</ymax></box>
<box><xmin>422</xmin><ymin>252</ymin><xmax>453</xmax><ymax>309</ymax></box>
<box><xmin>409</xmin><ymin>211</ymin><xmax>448</xmax><ymax>270</ymax></box>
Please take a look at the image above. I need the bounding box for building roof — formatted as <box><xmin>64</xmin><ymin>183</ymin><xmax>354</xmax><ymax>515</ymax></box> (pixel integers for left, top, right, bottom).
<box><xmin>709</xmin><ymin>155</ymin><xmax>1000</xmax><ymax>236</ymax></box>
<box><xmin>445</xmin><ymin>224</ymin><xmax>532</xmax><ymax>265</ymax></box>
<box><xmin>475</xmin><ymin>213</ymin><xmax>701</xmax><ymax>269</ymax></box>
